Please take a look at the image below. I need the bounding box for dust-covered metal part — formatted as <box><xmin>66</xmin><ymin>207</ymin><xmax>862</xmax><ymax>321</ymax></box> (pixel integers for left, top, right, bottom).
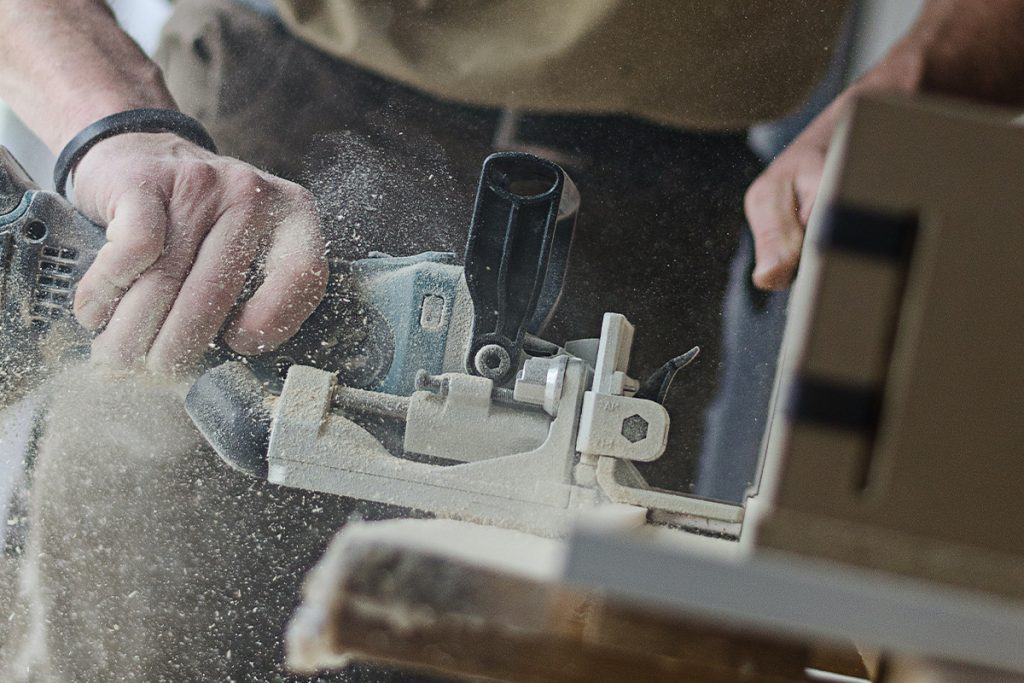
<box><xmin>185</xmin><ymin>361</ymin><xmax>274</xmax><ymax>478</ymax></box>
<box><xmin>249</xmin><ymin>250</ymin><xmax>467</xmax><ymax>395</ymax></box>
<box><xmin>193</xmin><ymin>312</ymin><xmax>741</xmax><ymax>538</ymax></box>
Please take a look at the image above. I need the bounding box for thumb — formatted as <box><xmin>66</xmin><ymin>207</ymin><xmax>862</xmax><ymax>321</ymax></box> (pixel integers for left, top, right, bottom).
<box><xmin>745</xmin><ymin>146</ymin><xmax>827</xmax><ymax>291</ymax></box>
<box><xmin>745</xmin><ymin>171</ymin><xmax>805</xmax><ymax>291</ymax></box>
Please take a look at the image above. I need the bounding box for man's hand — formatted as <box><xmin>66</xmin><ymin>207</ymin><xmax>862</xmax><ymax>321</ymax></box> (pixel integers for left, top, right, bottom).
<box><xmin>744</xmin><ymin>52</ymin><xmax>921</xmax><ymax>291</ymax></box>
<box><xmin>745</xmin><ymin>0</ymin><xmax>1024</xmax><ymax>291</ymax></box>
<box><xmin>72</xmin><ymin>133</ymin><xmax>328</xmax><ymax>372</ymax></box>
<box><xmin>0</xmin><ymin>1</ymin><xmax>327</xmax><ymax>373</ymax></box>
<box><xmin>744</xmin><ymin>122</ymin><xmax>829</xmax><ymax>291</ymax></box>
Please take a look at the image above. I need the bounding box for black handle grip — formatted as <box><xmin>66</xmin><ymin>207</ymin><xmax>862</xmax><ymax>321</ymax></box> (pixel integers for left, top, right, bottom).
<box><xmin>462</xmin><ymin>152</ymin><xmax>577</xmax><ymax>384</ymax></box>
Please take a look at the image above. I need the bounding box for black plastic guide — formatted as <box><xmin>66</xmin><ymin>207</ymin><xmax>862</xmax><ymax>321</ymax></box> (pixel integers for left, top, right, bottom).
<box><xmin>462</xmin><ymin>153</ymin><xmax>578</xmax><ymax>385</ymax></box>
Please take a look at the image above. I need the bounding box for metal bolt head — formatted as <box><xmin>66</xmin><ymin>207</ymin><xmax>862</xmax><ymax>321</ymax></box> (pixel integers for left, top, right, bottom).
<box><xmin>473</xmin><ymin>344</ymin><xmax>511</xmax><ymax>379</ymax></box>
<box><xmin>621</xmin><ymin>414</ymin><xmax>649</xmax><ymax>443</ymax></box>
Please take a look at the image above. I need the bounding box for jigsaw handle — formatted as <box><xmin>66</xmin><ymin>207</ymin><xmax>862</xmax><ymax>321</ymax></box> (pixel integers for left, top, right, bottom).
<box><xmin>463</xmin><ymin>152</ymin><xmax>578</xmax><ymax>385</ymax></box>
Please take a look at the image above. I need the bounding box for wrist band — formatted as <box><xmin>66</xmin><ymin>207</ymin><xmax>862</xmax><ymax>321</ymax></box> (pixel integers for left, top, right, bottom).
<box><xmin>53</xmin><ymin>108</ymin><xmax>218</xmax><ymax>198</ymax></box>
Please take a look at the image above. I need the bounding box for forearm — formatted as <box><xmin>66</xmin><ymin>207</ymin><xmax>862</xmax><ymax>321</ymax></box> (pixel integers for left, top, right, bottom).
<box><xmin>0</xmin><ymin>0</ymin><xmax>177</xmax><ymax>152</ymax></box>
<box><xmin>902</xmin><ymin>0</ymin><xmax>1024</xmax><ymax>105</ymax></box>
<box><xmin>783</xmin><ymin>0</ymin><xmax>1024</xmax><ymax>165</ymax></box>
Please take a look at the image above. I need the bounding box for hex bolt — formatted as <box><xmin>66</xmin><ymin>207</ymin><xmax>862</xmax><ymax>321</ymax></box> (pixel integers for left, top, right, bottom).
<box><xmin>621</xmin><ymin>414</ymin><xmax>649</xmax><ymax>443</ymax></box>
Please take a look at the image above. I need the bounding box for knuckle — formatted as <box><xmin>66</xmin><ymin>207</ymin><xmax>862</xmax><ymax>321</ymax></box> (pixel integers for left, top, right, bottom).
<box><xmin>755</xmin><ymin>229</ymin><xmax>790</xmax><ymax>255</ymax></box>
<box><xmin>277</xmin><ymin>243</ymin><xmax>328</xmax><ymax>279</ymax></box>
<box><xmin>309</xmin><ymin>251</ymin><xmax>330</xmax><ymax>280</ymax></box>
<box><xmin>73</xmin><ymin>278</ymin><xmax>96</xmax><ymax>304</ymax></box>
<box><xmin>90</xmin><ymin>249</ymin><xmax>143</xmax><ymax>292</ymax></box>
<box><xmin>148</xmin><ymin>254</ymin><xmax>192</xmax><ymax>288</ymax></box>
<box><xmin>744</xmin><ymin>184</ymin><xmax>794</xmax><ymax>238</ymax></box>
<box><xmin>294</xmin><ymin>258</ymin><xmax>329</xmax><ymax>295</ymax></box>
<box><xmin>176</xmin><ymin>160</ymin><xmax>219</xmax><ymax>194</ymax></box>
<box><xmin>150</xmin><ymin>269</ymin><xmax>185</xmax><ymax>296</ymax></box>
<box><xmin>102</xmin><ymin>268</ymin><xmax>138</xmax><ymax>294</ymax></box>
<box><xmin>88</xmin><ymin>266</ymin><xmax>130</xmax><ymax>296</ymax></box>
<box><xmin>286</xmin><ymin>183</ymin><xmax>318</xmax><ymax>210</ymax></box>
<box><xmin>125</xmin><ymin>232</ymin><xmax>166</xmax><ymax>267</ymax></box>
<box><xmin>744</xmin><ymin>174</ymin><xmax>774</xmax><ymax>211</ymax></box>
<box><xmin>189</xmin><ymin>273</ymin><xmax>240</xmax><ymax>308</ymax></box>
<box><xmin>226</xmin><ymin>167</ymin><xmax>273</xmax><ymax>201</ymax></box>
<box><xmin>72</xmin><ymin>287</ymin><xmax>104</xmax><ymax>328</ymax></box>
<box><xmin>272</xmin><ymin>178</ymin><xmax>320</xmax><ymax>220</ymax></box>
<box><xmin>96</xmin><ymin>240</ymin><xmax>165</xmax><ymax>288</ymax></box>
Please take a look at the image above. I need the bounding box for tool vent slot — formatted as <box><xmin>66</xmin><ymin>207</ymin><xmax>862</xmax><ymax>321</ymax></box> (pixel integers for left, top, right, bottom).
<box><xmin>30</xmin><ymin>243</ymin><xmax>80</xmax><ymax>325</ymax></box>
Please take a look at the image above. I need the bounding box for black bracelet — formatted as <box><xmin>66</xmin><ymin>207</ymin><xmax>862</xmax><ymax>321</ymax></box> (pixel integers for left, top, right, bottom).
<box><xmin>53</xmin><ymin>108</ymin><xmax>218</xmax><ymax>198</ymax></box>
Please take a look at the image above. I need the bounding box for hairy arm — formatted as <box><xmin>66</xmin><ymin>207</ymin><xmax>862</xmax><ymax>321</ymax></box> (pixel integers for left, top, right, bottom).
<box><xmin>0</xmin><ymin>0</ymin><xmax>327</xmax><ymax>372</ymax></box>
<box><xmin>746</xmin><ymin>0</ymin><xmax>1024</xmax><ymax>290</ymax></box>
<box><xmin>0</xmin><ymin>1</ymin><xmax>176</xmax><ymax>149</ymax></box>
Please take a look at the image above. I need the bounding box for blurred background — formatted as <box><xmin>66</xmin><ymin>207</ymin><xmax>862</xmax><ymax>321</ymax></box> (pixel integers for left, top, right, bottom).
<box><xmin>0</xmin><ymin>0</ymin><xmax>924</xmax><ymax>190</ymax></box>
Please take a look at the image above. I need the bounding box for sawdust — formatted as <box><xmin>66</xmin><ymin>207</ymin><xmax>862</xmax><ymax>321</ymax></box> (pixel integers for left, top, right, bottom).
<box><xmin>0</xmin><ymin>308</ymin><xmax>92</xmax><ymax>413</ymax></box>
<box><xmin>302</xmin><ymin>129</ymin><xmax>471</xmax><ymax>260</ymax></box>
<box><xmin>0</xmin><ymin>363</ymin><xmax>371</xmax><ymax>681</ymax></box>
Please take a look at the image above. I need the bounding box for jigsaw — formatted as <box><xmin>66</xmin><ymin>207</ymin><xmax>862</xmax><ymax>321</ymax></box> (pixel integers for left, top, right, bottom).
<box><xmin>0</xmin><ymin>147</ymin><xmax>741</xmax><ymax>538</ymax></box>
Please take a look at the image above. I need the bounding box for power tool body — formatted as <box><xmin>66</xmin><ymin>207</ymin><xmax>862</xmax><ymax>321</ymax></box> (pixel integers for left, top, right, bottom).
<box><xmin>0</xmin><ymin>148</ymin><xmax>740</xmax><ymax>537</ymax></box>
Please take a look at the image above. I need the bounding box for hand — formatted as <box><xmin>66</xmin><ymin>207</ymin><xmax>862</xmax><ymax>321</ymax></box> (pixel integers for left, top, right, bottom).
<box><xmin>743</xmin><ymin>0</ymin><xmax>1024</xmax><ymax>291</ymax></box>
<box><xmin>71</xmin><ymin>132</ymin><xmax>328</xmax><ymax>373</ymax></box>
<box><xmin>743</xmin><ymin>122</ymin><xmax>830</xmax><ymax>291</ymax></box>
<box><xmin>744</xmin><ymin>52</ymin><xmax>921</xmax><ymax>291</ymax></box>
